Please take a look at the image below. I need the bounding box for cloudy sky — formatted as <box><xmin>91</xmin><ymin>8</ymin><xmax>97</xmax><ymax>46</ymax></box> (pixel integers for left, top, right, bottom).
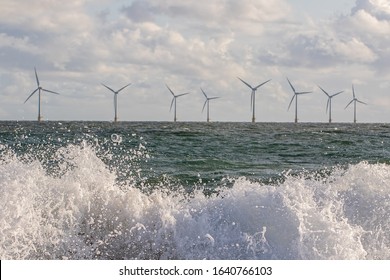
<box><xmin>1</xmin><ymin>0</ymin><xmax>389</xmax><ymax>122</ymax></box>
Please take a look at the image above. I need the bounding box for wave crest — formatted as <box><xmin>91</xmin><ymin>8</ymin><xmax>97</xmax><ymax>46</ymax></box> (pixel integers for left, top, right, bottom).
<box><xmin>0</xmin><ymin>142</ymin><xmax>389</xmax><ymax>260</ymax></box>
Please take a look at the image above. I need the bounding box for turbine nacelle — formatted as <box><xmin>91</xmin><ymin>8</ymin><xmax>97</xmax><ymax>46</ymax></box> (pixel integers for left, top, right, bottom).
<box><xmin>237</xmin><ymin>77</ymin><xmax>271</xmax><ymax>122</ymax></box>
<box><xmin>345</xmin><ymin>85</ymin><xmax>367</xmax><ymax>109</ymax></box>
<box><xmin>201</xmin><ymin>88</ymin><xmax>220</xmax><ymax>113</ymax></box>
<box><xmin>345</xmin><ymin>84</ymin><xmax>367</xmax><ymax>123</ymax></box>
<box><xmin>287</xmin><ymin>78</ymin><xmax>311</xmax><ymax>111</ymax></box>
<box><xmin>318</xmin><ymin>85</ymin><xmax>343</xmax><ymax>123</ymax></box>
<box><xmin>166</xmin><ymin>84</ymin><xmax>190</xmax><ymax>121</ymax></box>
<box><xmin>286</xmin><ymin>78</ymin><xmax>311</xmax><ymax>123</ymax></box>
<box><xmin>101</xmin><ymin>82</ymin><xmax>131</xmax><ymax>122</ymax></box>
<box><xmin>318</xmin><ymin>85</ymin><xmax>343</xmax><ymax>113</ymax></box>
<box><xmin>24</xmin><ymin>67</ymin><xmax>60</xmax><ymax>121</ymax></box>
<box><xmin>102</xmin><ymin>83</ymin><xmax>131</xmax><ymax>95</ymax></box>
<box><xmin>237</xmin><ymin>77</ymin><xmax>271</xmax><ymax>91</ymax></box>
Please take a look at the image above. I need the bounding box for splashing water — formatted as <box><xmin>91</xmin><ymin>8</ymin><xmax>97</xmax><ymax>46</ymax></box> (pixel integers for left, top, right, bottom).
<box><xmin>1</xmin><ymin>137</ymin><xmax>389</xmax><ymax>260</ymax></box>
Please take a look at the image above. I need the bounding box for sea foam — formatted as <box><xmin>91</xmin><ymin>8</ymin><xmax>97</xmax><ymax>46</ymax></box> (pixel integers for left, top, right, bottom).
<box><xmin>0</xmin><ymin>142</ymin><xmax>389</xmax><ymax>260</ymax></box>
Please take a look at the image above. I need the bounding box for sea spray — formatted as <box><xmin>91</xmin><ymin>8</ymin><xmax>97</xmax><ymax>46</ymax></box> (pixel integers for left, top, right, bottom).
<box><xmin>1</xmin><ymin>122</ymin><xmax>390</xmax><ymax>260</ymax></box>
<box><xmin>337</xmin><ymin>163</ymin><xmax>390</xmax><ymax>259</ymax></box>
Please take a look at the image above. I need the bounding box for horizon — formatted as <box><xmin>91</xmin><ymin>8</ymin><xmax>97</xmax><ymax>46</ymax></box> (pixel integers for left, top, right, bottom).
<box><xmin>1</xmin><ymin>119</ymin><xmax>388</xmax><ymax>125</ymax></box>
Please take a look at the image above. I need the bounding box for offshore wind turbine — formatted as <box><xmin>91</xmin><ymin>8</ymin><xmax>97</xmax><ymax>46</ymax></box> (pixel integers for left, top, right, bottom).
<box><xmin>101</xmin><ymin>82</ymin><xmax>131</xmax><ymax>122</ymax></box>
<box><xmin>345</xmin><ymin>85</ymin><xmax>367</xmax><ymax>123</ymax></box>
<box><xmin>237</xmin><ymin>77</ymin><xmax>271</xmax><ymax>122</ymax></box>
<box><xmin>318</xmin><ymin>86</ymin><xmax>343</xmax><ymax>123</ymax></box>
<box><xmin>166</xmin><ymin>84</ymin><xmax>190</xmax><ymax>122</ymax></box>
<box><xmin>201</xmin><ymin>88</ymin><xmax>220</xmax><ymax>122</ymax></box>
<box><xmin>287</xmin><ymin>78</ymin><xmax>311</xmax><ymax>123</ymax></box>
<box><xmin>24</xmin><ymin>67</ymin><xmax>60</xmax><ymax>122</ymax></box>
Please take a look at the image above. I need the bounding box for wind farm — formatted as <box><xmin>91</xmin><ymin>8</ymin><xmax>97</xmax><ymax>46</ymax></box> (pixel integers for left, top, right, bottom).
<box><xmin>237</xmin><ymin>77</ymin><xmax>271</xmax><ymax>123</ymax></box>
<box><xmin>11</xmin><ymin>67</ymin><xmax>374</xmax><ymax>123</ymax></box>
<box><xmin>345</xmin><ymin>85</ymin><xmax>367</xmax><ymax>123</ymax></box>
<box><xmin>101</xmin><ymin>82</ymin><xmax>131</xmax><ymax>122</ymax></box>
<box><xmin>201</xmin><ymin>88</ymin><xmax>220</xmax><ymax>123</ymax></box>
<box><xmin>24</xmin><ymin>68</ymin><xmax>60</xmax><ymax>122</ymax></box>
<box><xmin>166</xmin><ymin>84</ymin><xmax>190</xmax><ymax>122</ymax></box>
<box><xmin>318</xmin><ymin>86</ymin><xmax>344</xmax><ymax>123</ymax></box>
<box><xmin>287</xmin><ymin>78</ymin><xmax>312</xmax><ymax>123</ymax></box>
<box><xmin>17</xmin><ymin>71</ymin><xmax>373</xmax><ymax>123</ymax></box>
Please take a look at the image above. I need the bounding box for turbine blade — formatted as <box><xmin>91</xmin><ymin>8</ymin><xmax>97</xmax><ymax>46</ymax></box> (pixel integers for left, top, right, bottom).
<box><xmin>286</xmin><ymin>77</ymin><xmax>296</xmax><ymax>93</ymax></box>
<box><xmin>352</xmin><ymin>85</ymin><xmax>356</xmax><ymax>99</ymax></box>
<box><xmin>209</xmin><ymin>97</ymin><xmax>220</xmax><ymax>100</ymax></box>
<box><xmin>24</xmin><ymin>88</ymin><xmax>39</xmax><ymax>103</ymax></box>
<box><xmin>326</xmin><ymin>99</ymin><xmax>330</xmax><ymax>113</ymax></box>
<box><xmin>170</xmin><ymin>97</ymin><xmax>175</xmax><ymax>112</ymax></box>
<box><xmin>296</xmin><ymin>91</ymin><xmax>311</xmax><ymax>95</ymax></box>
<box><xmin>202</xmin><ymin>100</ymin><xmax>207</xmax><ymax>112</ymax></box>
<box><xmin>345</xmin><ymin>99</ymin><xmax>354</xmax><ymax>109</ymax></box>
<box><xmin>201</xmin><ymin>88</ymin><xmax>208</xmax><ymax>99</ymax></box>
<box><xmin>331</xmin><ymin>91</ymin><xmax>344</xmax><ymax>97</ymax></box>
<box><xmin>34</xmin><ymin>67</ymin><xmax>40</xmax><ymax>87</ymax></box>
<box><xmin>166</xmin><ymin>84</ymin><xmax>176</xmax><ymax>96</ymax></box>
<box><xmin>177</xmin><ymin>92</ymin><xmax>189</xmax><ymax>97</ymax></box>
<box><xmin>318</xmin><ymin>85</ymin><xmax>330</xmax><ymax>97</ymax></box>
<box><xmin>117</xmin><ymin>83</ymin><xmax>131</xmax><ymax>93</ymax></box>
<box><xmin>41</xmin><ymin>88</ymin><xmax>60</xmax><ymax>95</ymax></box>
<box><xmin>102</xmin><ymin>83</ymin><xmax>116</xmax><ymax>94</ymax></box>
<box><xmin>237</xmin><ymin>77</ymin><xmax>253</xmax><ymax>90</ymax></box>
<box><xmin>254</xmin><ymin>79</ymin><xmax>271</xmax><ymax>90</ymax></box>
<box><xmin>357</xmin><ymin>100</ymin><xmax>367</xmax><ymax>105</ymax></box>
<box><xmin>287</xmin><ymin>95</ymin><xmax>295</xmax><ymax>110</ymax></box>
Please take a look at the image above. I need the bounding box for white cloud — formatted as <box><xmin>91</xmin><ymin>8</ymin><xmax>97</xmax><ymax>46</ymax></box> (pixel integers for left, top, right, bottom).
<box><xmin>0</xmin><ymin>1</ymin><xmax>94</xmax><ymax>33</ymax></box>
<box><xmin>335</xmin><ymin>37</ymin><xmax>378</xmax><ymax>63</ymax></box>
<box><xmin>122</xmin><ymin>0</ymin><xmax>290</xmax><ymax>35</ymax></box>
<box><xmin>0</xmin><ymin>33</ymin><xmax>39</xmax><ymax>54</ymax></box>
<box><xmin>0</xmin><ymin>0</ymin><xmax>390</xmax><ymax>122</ymax></box>
<box><xmin>352</xmin><ymin>0</ymin><xmax>390</xmax><ymax>19</ymax></box>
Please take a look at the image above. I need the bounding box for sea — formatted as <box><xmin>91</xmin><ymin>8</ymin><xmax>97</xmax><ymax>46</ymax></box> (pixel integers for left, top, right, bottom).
<box><xmin>1</xmin><ymin>121</ymin><xmax>389</xmax><ymax>260</ymax></box>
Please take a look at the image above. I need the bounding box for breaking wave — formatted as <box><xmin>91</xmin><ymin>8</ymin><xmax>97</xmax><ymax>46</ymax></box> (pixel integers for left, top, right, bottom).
<box><xmin>0</xmin><ymin>141</ymin><xmax>389</xmax><ymax>260</ymax></box>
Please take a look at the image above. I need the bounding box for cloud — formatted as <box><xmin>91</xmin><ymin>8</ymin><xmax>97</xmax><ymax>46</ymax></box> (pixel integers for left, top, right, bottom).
<box><xmin>258</xmin><ymin>0</ymin><xmax>390</xmax><ymax>71</ymax></box>
<box><xmin>352</xmin><ymin>0</ymin><xmax>390</xmax><ymax>20</ymax></box>
<box><xmin>122</xmin><ymin>0</ymin><xmax>290</xmax><ymax>35</ymax></box>
<box><xmin>0</xmin><ymin>0</ymin><xmax>390</xmax><ymax>122</ymax></box>
<box><xmin>0</xmin><ymin>1</ymin><xmax>94</xmax><ymax>33</ymax></box>
<box><xmin>339</xmin><ymin>0</ymin><xmax>390</xmax><ymax>72</ymax></box>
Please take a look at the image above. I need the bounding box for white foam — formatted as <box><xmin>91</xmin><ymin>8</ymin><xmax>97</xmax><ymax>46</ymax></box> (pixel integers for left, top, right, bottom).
<box><xmin>0</xmin><ymin>143</ymin><xmax>389</xmax><ymax>260</ymax></box>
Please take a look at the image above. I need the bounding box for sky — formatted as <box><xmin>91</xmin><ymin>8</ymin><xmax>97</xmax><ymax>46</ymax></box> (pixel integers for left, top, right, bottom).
<box><xmin>1</xmin><ymin>0</ymin><xmax>390</xmax><ymax>123</ymax></box>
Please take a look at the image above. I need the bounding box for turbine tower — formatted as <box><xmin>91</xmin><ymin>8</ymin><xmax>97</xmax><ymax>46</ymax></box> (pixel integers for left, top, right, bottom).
<box><xmin>318</xmin><ymin>86</ymin><xmax>343</xmax><ymax>123</ymax></box>
<box><xmin>345</xmin><ymin>85</ymin><xmax>367</xmax><ymax>123</ymax></box>
<box><xmin>237</xmin><ymin>77</ymin><xmax>271</xmax><ymax>123</ymax></box>
<box><xmin>166</xmin><ymin>84</ymin><xmax>189</xmax><ymax>122</ymax></box>
<box><xmin>201</xmin><ymin>88</ymin><xmax>220</xmax><ymax>122</ymax></box>
<box><xmin>101</xmin><ymin>82</ymin><xmax>131</xmax><ymax>122</ymax></box>
<box><xmin>24</xmin><ymin>67</ymin><xmax>60</xmax><ymax>122</ymax></box>
<box><xmin>287</xmin><ymin>78</ymin><xmax>311</xmax><ymax>123</ymax></box>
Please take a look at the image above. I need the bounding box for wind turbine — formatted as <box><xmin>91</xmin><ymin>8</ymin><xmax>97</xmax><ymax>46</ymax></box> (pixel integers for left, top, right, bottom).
<box><xmin>201</xmin><ymin>88</ymin><xmax>220</xmax><ymax>122</ymax></box>
<box><xmin>237</xmin><ymin>77</ymin><xmax>271</xmax><ymax>123</ymax></box>
<box><xmin>24</xmin><ymin>67</ymin><xmax>60</xmax><ymax>122</ymax></box>
<box><xmin>345</xmin><ymin>85</ymin><xmax>367</xmax><ymax>123</ymax></box>
<box><xmin>287</xmin><ymin>78</ymin><xmax>311</xmax><ymax>123</ymax></box>
<box><xmin>318</xmin><ymin>86</ymin><xmax>343</xmax><ymax>123</ymax></box>
<box><xmin>166</xmin><ymin>84</ymin><xmax>189</xmax><ymax>122</ymax></box>
<box><xmin>101</xmin><ymin>82</ymin><xmax>131</xmax><ymax>122</ymax></box>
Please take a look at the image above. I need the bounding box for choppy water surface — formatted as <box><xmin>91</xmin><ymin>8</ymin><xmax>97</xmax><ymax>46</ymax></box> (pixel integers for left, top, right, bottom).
<box><xmin>1</xmin><ymin>121</ymin><xmax>390</xmax><ymax>259</ymax></box>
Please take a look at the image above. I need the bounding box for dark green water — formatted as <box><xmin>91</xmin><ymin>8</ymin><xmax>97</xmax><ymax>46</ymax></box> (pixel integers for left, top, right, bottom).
<box><xmin>1</xmin><ymin>121</ymin><xmax>390</xmax><ymax>188</ymax></box>
<box><xmin>1</xmin><ymin>121</ymin><xmax>390</xmax><ymax>259</ymax></box>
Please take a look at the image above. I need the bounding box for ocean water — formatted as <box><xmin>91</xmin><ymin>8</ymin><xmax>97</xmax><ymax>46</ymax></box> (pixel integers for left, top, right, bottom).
<box><xmin>0</xmin><ymin>121</ymin><xmax>390</xmax><ymax>260</ymax></box>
